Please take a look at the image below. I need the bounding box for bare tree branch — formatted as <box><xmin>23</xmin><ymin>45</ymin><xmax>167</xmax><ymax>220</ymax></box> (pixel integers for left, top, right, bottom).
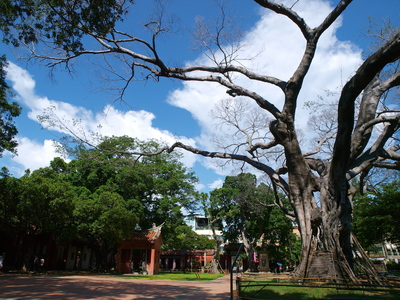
<box><xmin>347</xmin><ymin>120</ymin><xmax>400</xmax><ymax>178</ymax></box>
<box><xmin>331</xmin><ymin>32</ymin><xmax>400</xmax><ymax>180</ymax></box>
<box><xmin>351</xmin><ymin>70</ymin><xmax>400</xmax><ymax>161</ymax></box>
<box><xmin>253</xmin><ymin>0</ymin><xmax>312</xmax><ymax>39</ymax></box>
<box><xmin>166</xmin><ymin>141</ymin><xmax>290</xmax><ymax>193</ymax></box>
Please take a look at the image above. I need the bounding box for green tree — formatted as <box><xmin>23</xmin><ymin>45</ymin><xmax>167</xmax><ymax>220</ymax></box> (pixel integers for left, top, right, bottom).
<box><xmin>163</xmin><ymin>224</ymin><xmax>215</xmax><ymax>251</ymax></box>
<box><xmin>0</xmin><ymin>55</ymin><xmax>21</xmax><ymax>156</ymax></box>
<box><xmin>0</xmin><ymin>0</ymin><xmax>133</xmax><ymax>49</ymax></box>
<box><xmin>32</xmin><ymin>153</ymin><xmax>143</xmax><ymax>272</ymax></box>
<box><xmin>62</xmin><ymin>136</ymin><xmax>200</xmax><ymax>246</ymax></box>
<box><xmin>265</xmin><ymin>205</ymin><xmax>300</xmax><ymax>269</ymax></box>
<box><xmin>72</xmin><ymin>188</ymin><xmax>138</xmax><ymax>270</ymax></box>
<box><xmin>209</xmin><ymin>173</ymin><xmax>294</xmax><ymax>271</ymax></box>
<box><xmin>56</xmin><ymin>136</ymin><xmax>201</xmax><ymax>253</ymax></box>
<box><xmin>0</xmin><ymin>166</ymin><xmax>75</xmax><ymax>269</ymax></box>
<box><xmin>44</xmin><ymin>136</ymin><xmax>201</xmax><ymax>267</ymax></box>
<box><xmin>0</xmin><ymin>167</ymin><xmax>20</xmax><ymax>262</ymax></box>
<box><xmin>353</xmin><ymin>181</ymin><xmax>400</xmax><ymax>249</ymax></box>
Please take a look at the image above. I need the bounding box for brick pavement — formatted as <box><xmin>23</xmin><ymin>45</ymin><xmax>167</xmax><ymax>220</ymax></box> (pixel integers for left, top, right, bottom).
<box><xmin>0</xmin><ymin>274</ymin><xmax>232</xmax><ymax>300</ymax></box>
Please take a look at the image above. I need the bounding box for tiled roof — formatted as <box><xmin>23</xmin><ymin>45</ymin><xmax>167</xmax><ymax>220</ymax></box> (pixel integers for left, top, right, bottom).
<box><xmin>127</xmin><ymin>224</ymin><xmax>162</xmax><ymax>243</ymax></box>
<box><xmin>131</xmin><ymin>230</ymin><xmax>158</xmax><ymax>241</ymax></box>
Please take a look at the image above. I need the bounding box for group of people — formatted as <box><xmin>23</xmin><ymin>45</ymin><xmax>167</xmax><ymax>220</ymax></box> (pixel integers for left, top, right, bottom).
<box><xmin>129</xmin><ymin>260</ymin><xmax>147</xmax><ymax>274</ymax></box>
<box><xmin>33</xmin><ymin>255</ymin><xmax>45</xmax><ymax>272</ymax></box>
<box><xmin>0</xmin><ymin>254</ymin><xmax>44</xmax><ymax>272</ymax></box>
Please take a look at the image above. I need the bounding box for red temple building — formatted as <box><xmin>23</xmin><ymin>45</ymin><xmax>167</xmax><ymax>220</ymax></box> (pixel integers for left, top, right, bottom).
<box><xmin>116</xmin><ymin>224</ymin><xmax>163</xmax><ymax>275</ymax></box>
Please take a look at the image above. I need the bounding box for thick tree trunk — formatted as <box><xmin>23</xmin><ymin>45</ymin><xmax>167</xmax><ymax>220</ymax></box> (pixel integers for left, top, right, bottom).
<box><xmin>291</xmin><ymin>179</ymin><xmax>382</xmax><ymax>284</ymax></box>
<box><xmin>274</xmin><ymin>123</ymin><xmax>357</xmax><ymax>282</ymax></box>
<box><xmin>294</xmin><ymin>212</ymin><xmax>354</xmax><ymax>281</ymax></box>
<box><xmin>289</xmin><ymin>174</ymin><xmax>351</xmax><ymax>279</ymax></box>
<box><xmin>241</xmin><ymin>230</ymin><xmax>257</xmax><ymax>272</ymax></box>
<box><xmin>91</xmin><ymin>243</ymin><xmax>109</xmax><ymax>272</ymax></box>
<box><xmin>211</xmin><ymin>227</ymin><xmax>220</xmax><ymax>274</ymax></box>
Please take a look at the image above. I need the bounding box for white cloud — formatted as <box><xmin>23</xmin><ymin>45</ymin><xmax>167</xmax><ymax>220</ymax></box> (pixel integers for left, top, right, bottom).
<box><xmin>208</xmin><ymin>179</ymin><xmax>224</xmax><ymax>190</ymax></box>
<box><xmin>6</xmin><ymin>63</ymin><xmax>199</xmax><ymax>174</ymax></box>
<box><xmin>167</xmin><ymin>0</ymin><xmax>363</xmax><ymax>174</ymax></box>
<box><xmin>11</xmin><ymin>138</ymin><xmax>65</xmax><ymax>174</ymax></box>
<box><xmin>6</xmin><ymin>62</ymin><xmax>89</xmax><ymax>124</ymax></box>
<box><xmin>195</xmin><ymin>182</ymin><xmax>205</xmax><ymax>191</ymax></box>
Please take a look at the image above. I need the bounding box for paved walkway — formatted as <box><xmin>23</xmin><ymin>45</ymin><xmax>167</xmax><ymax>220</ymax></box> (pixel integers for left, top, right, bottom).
<box><xmin>0</xmin><ymin>274</ymin><xmax>232</xmax><ymax>300</ymax></box>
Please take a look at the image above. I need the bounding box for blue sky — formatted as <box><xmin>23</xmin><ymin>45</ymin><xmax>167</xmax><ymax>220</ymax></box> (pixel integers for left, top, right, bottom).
<box><xmin>1</xmin><ymin>0</ymin><xmax>399</xmax><ymax>192</ymax></box>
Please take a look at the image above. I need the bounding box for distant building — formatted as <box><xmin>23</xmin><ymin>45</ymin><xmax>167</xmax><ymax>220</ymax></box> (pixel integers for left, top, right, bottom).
<box><xmin>184</xmin><ymin>213</ymin><xmax>224</xmax><ymax>241</ymax></box>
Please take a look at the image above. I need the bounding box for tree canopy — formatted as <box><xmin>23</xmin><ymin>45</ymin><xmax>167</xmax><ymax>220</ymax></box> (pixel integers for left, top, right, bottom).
<box><xmin>0</xmin><ymin>55</ymin><xmax>21</xmax><ymax>156</ymax></box>
<box><xmin>164</xmin><ymin>224</ymin><xmax>215</xmax><ymax>251</ymax></box>
<box><xmin>353</xmin><ymin>181</ymin><xmax>400</xmax><ymax>249</ymax></box>
<box><xmin>209</xmin><ymin>173</ymin><xmax>297</xmax><ymax>269</ymax></box>
<box><xmin>0</xmin><ymin>0</ymin><xmax>134</xmax><ymax>50</ymax></box>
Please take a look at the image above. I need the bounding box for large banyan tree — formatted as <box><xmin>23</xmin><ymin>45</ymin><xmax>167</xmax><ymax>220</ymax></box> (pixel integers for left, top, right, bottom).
<box><xmin>2</xmin><ymin>0</ymin><xmax>399</xmax><ymax>282</ymax></box>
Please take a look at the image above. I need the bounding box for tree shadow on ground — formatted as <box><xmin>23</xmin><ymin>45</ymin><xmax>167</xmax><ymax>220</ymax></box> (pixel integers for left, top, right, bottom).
<box><xmin>0</xmin><ymin>275</ymin><xmax>229</xmax><ymax>300</ymax></box>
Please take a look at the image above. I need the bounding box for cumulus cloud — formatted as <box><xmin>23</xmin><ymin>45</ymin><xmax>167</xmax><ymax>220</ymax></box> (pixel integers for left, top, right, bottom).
<box><xmin>5</xmin><ymin>63</ymin><xmax>198</xmax><ymax>175</ymax></box>
<box><xmin>166</xmin><ymin>0</ymin><xmax>363</xmax><ymax>176</ymax></box>
<box><xmin>10</xmin><ymin>138</ymin><xmax>65</xmax><ymax>172</ymax></box>
<box><xmin>208</xmin><ymin>179</ymin><xmax>224</xmax><ymax>190</ymax></box>
<box><xmin>6</xmin><ymin>63</ymin><xmax>90</xmax><ymax>124</ymax></box>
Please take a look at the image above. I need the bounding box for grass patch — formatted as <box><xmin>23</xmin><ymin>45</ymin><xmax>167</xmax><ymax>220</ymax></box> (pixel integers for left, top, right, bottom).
<box><xmin>111</xmin><ymin>271</ymin><xmax>225</xmax><ymax>281</ymax></box>
<box><xmin>240</xmin><ymin>284</ymin><xmax>399</xmax><ymax>299</ymax></box>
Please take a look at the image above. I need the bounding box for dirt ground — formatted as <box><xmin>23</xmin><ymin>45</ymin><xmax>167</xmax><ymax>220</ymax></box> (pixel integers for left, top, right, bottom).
<box><xmin>0</xmin><ymin>273</ymin><xmax>232</xmax><ymax>299</ymax></box>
